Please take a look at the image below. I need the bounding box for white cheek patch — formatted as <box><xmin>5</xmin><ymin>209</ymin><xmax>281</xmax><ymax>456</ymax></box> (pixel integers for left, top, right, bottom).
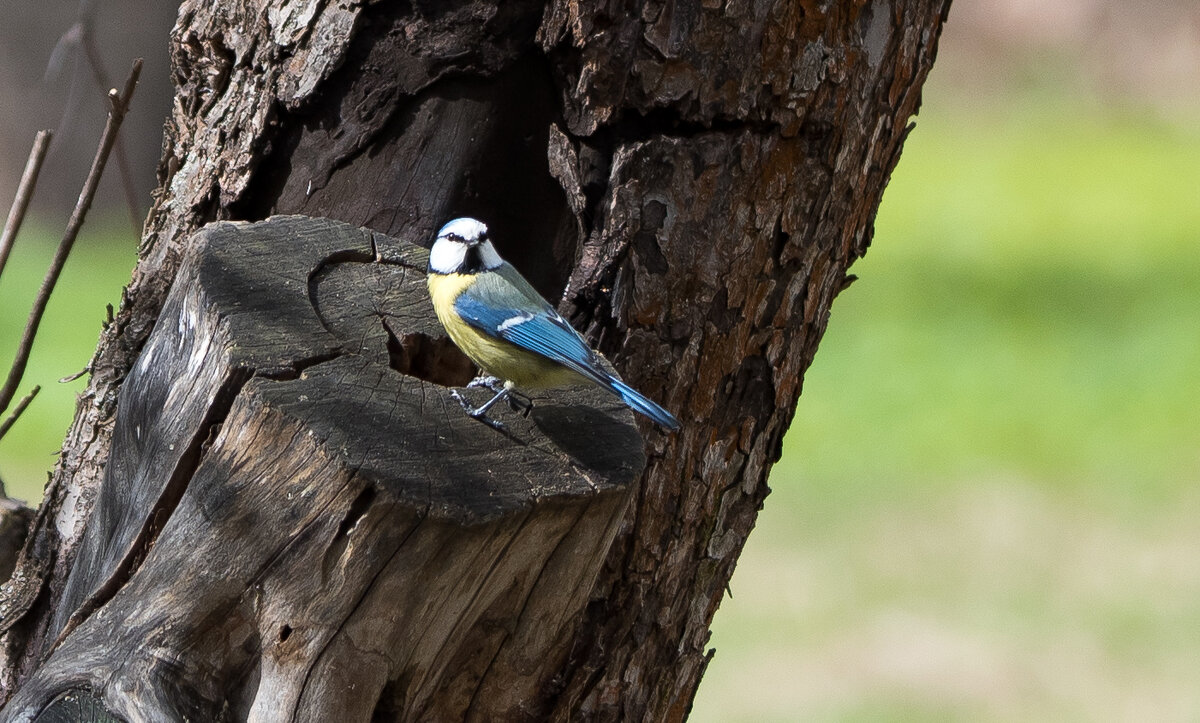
<box><xmin>429</xmin><ymin>240</ymin><xmax>468</xmax><ymax>274</ymax></box>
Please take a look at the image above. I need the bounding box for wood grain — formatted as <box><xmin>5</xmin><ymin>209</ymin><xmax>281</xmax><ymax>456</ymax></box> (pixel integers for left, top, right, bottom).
<box><xmin>0</xmin><ymin>0</ymin><xmax>952</xmax><ymax>718</ymax></box>
<box><xmin>4</xmin><ymin>216</ymin><xmax>642</xmax><ymax>721</ymax></box>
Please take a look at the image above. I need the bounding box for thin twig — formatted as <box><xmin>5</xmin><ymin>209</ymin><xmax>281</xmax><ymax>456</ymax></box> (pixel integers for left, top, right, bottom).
<box><xmin>0</xmin><ymin>131</ymin><xmax>54</xmax><ymax>280</ymax></box>
<box><xmin>0</xmin><ymin>387</ymin><xmax>41</xmax><ymax>442</ymax></box>
<box><xmin>0</xmin><ymin>59</ymin><xmax>142</xmax><ymax>420</ymax></box>
<box><xmin>46</xmin><ymin>6</ymin><xmax>144</xmax><ymax>237</ymax></box>
<box><xmin>82</xmin><ymin>28</ymin><xmax>143</xmax><ymax>236</ymax></box>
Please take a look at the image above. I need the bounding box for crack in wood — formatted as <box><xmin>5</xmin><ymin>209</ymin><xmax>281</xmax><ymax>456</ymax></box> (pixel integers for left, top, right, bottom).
<box><xmin>3</xmin><ymin>0</ymin><xmax>952</xmax><ymax>714</ymax></box>
<box><xmin>5</xmin><ymin>217</ymin><xmax>645</xmax><ymax>720</ymax></box>
<box><xmin>286</xmin><ymin>513</ymin><xmax>430</xmax><ymax>721</ymax></box>
<box><xmin>48</xmin><ymin>367</ymin><xmax>253</xmax><ymax>651</ymax></box>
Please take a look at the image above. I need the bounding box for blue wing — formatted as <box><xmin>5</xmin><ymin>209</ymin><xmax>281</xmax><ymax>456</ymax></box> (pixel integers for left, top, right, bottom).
<box><xmin>454</xmin><ymin>282</ymin><xmax>680</xmax><ymax>431</ymax></box>
<box><xmin>453</xmin><ymin>292</ymin><xmax>597</xmax><ymax>377</ymax></box>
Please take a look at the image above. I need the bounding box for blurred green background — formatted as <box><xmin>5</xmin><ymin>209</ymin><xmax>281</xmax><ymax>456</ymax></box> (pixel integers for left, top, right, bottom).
<box><xmin>692</xmin><ymin>3</ymin><xmax>1200</xmax><ymax>721</ymax></box>
<box><xmin>0</xmin><ymin>219</ymin><xmax>136</xmax><ymax>495</ymax></box>
<box><xmin>2</xmin><ymin>1</ymin><xmax>1199</xmax><ymax>720</ymax></box>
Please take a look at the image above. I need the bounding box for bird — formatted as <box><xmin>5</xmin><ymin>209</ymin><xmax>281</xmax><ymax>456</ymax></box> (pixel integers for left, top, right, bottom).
<box><xmin>425</xmin><ymin>217</ymin><xmax>680</xmax><ymax>432</ymax></box>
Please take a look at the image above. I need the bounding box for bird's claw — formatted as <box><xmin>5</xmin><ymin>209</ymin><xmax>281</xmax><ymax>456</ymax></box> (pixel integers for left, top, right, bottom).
<box><xmin>459</xmin><ymin>377</ymin><xmax>533</xmax><ymax>420</ymax></box>
<box><xmin>450</xmin><ymin>388</ymin><xmax>509</xmax><ymax>431</ymax></box>
<box><xmin>449</xmin><ymin>389</ymin><xmax>474</xmax><ymax>413</ymax></box>
<box><xmin>467</xmin><ymin>375</ymin><xmax>505</xmax><ymax>394</ymax></box>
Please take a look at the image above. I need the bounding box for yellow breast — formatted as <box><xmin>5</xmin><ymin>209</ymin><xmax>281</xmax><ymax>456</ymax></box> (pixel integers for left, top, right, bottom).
<box><xmin>427</xmin><ymin>273</ymin><xmax>579</xmax><ymax>390</ymax></box>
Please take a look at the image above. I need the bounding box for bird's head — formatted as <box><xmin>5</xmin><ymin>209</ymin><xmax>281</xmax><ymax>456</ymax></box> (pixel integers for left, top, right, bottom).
<box><xmin>429</xmin><ymin>217</ymin><xmax>503</xmax><ymax>275</ymax></box>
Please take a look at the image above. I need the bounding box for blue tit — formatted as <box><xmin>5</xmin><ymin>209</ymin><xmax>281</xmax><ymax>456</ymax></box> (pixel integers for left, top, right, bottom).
<box><xmin>426</xmin><ymin>217</ymin><xmax>680</xmax><ymax>432</ymax></box>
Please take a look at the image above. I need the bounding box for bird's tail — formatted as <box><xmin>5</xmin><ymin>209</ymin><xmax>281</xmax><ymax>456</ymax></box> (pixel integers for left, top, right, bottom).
<box><xmin>602</xmin><ymin>376</ymin><xmax>681</xmax><ymax>431</ymax></box>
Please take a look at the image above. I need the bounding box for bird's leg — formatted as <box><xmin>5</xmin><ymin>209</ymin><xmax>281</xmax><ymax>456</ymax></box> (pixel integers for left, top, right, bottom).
<box><xmin>450</xmin><ymin>383</ymin><xmax>512</xmax><ymax>431</ymax></box>
<box><xmin>470</xmin><ymin>386</ymin><xmax>511</xmax><ymax>417</ymax></box>
<box><xmin>452</xmin><ymin>378</ymin><xmax>533</xmax><ymax>428</ymax></box>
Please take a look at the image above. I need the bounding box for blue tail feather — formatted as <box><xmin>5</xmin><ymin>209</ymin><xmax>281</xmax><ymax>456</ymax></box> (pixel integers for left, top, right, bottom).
<box><xmin>605</xmin><ymin>377</ymin><xmax>681</xmax><ymax>431</ymax></box>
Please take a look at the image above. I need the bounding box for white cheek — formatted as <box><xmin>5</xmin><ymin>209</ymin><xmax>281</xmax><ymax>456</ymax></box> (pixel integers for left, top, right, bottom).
<box><xmin>429</xmin><ymin>241</ymin><xmax>467</xmax><ymax>274</ymax></box>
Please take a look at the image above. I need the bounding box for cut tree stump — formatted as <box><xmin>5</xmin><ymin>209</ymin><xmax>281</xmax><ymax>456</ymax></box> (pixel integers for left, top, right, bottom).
<box><xmin>4</xmin><ymin>215</ymin><xmax>645</xmax><ymax>722</ymax></box>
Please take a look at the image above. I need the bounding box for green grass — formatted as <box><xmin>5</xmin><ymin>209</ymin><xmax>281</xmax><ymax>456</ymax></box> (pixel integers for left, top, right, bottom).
<box><xmin>693</xmin><ymin>100</ymin><xmax>1200</xmax><ymax>721</ymax></box>
<box><xmin>1</xmin><ymin>86</ymin><xmax>1198</xmax><ymax>722</ymax></box>
<box><xmin>0</xmin><ymin>220</ymin><xmax>136</xmax><ymax>502</ymax></box>
<box><xmin>778</xmin><ymin>99</ymin><xmax>1200</xmax><ymax>510</ymax></box>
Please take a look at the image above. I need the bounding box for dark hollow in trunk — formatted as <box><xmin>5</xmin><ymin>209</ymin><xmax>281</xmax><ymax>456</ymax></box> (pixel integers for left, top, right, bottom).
<box><xmin>0</xmin><ymin>2</ymin><xmax>952</xmax><ymax>719</ymax></box>
<box><xmin>5</xmin><ymin>216</ymin><xmax>643</xmax><ymax>721</ymax></box>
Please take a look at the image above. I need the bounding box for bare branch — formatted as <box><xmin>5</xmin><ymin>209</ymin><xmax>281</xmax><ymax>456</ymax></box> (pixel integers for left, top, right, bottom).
<box><xmin>81</xmin><ymin>29</ymin><xmax>143</xmax><ymax>236</ymax></box>
<box><xmin>0</xmin><ymin>131</ymin><xmax>54</xmax><ymax>280</ymax></box>
<box><xmin>46</xmin><ymin>5</ymin><xmax>144</xmax><ymax>237</ymax></box>
<box><xmin>0</xmin><ymin>387</ymin><xmax>41</xmax><ymax>442</ymax></box>
<box><xmin>0</xmin><ymin>59</ymin><xmax>142</xmax><ymax>420</ymax></box>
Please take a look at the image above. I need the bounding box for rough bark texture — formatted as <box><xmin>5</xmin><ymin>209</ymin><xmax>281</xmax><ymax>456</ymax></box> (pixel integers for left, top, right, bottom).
<box><xmin>0</xmin><ymin>0</ymin><xmax>951</xmax><ymax>719</ymax></box>
<box><xmin>4</xmin><ymin>216</ymin><xmax>642</xmax><ymax>721</ymax></box>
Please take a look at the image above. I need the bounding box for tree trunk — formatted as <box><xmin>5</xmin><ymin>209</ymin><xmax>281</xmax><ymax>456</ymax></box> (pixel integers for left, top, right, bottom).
<box><xmin>4</xmin><ymin>216</ymin><xmax>644</xmax><ymax>721</ymax></box>
<box><xmin>0</xmin><ymin>0</ymin><xmax>951</xmax><ymax>720</ymax></box>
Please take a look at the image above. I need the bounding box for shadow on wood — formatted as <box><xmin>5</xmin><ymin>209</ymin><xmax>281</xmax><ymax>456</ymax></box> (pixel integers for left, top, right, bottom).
<box><xmin>4</xmin><ymin>216</ymin><xmax>644</xmax><ymax>721</ymax></box>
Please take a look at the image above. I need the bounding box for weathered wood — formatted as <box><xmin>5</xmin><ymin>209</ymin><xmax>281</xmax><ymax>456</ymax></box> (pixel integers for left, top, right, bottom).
<box><xmin>0</xmin><ymin>0</ymin><xmax>952</xmax><ymax>718</ymax></box>
<box><xmin>31</xmin><ymin>690</ymin><xmax>121</xmax><ymax>723</ymax></box>
<box><xmin>3</xmin><ymin>216</ymin><xmax>643</xmax><ymax>721</ymax></box>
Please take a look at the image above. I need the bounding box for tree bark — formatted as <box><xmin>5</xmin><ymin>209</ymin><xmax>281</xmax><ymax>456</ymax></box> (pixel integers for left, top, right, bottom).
<box><xmin>0</xmin><ymin>0</ymin><xmax>951</xmax><ymax>719</ymax></box>
<box><xmin>4</xmin><ymin>216</ymin><xmax>643</xmax><ymax>721</ymax></box>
